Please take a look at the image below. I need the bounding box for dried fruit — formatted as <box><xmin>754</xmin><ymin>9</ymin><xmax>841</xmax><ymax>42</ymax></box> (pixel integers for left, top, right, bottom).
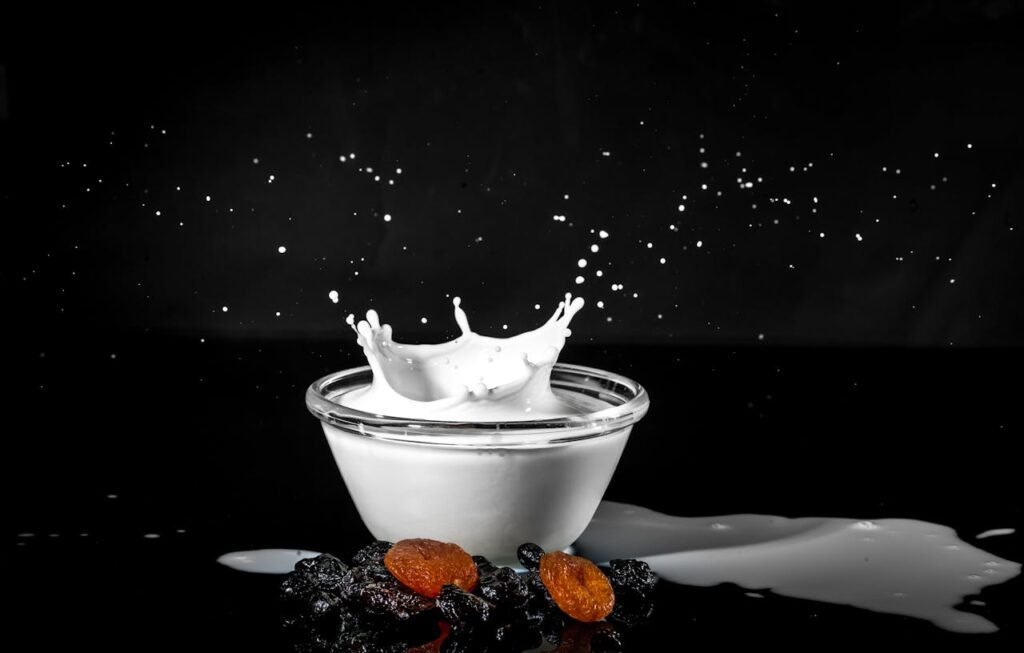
<box><xmin>383</xmin><ymin>538</ymin><xmax>478</xmax><ymax>598</ymax></box>
<box><xmin>606</xmin><ymin>558</ymin><xmax>657</xmax><ymax>629</ymax></box>
<box><xmin>350</xmin><ymin>540</ymin><xmax>393</xmax><ymax>567</ymax></box>
<box><xmin>607</xmin><ymin>559</ymin><xmax>657</xmax><ymax>600</ymax></box>
<box><xmin>516</xmin><ymin>542</ymin><xmax>544</xmax><ymax>570</ymax></box>
<box><xmin>478</xmin><ymin>566</ymin><xmax>529</xmax><ymax>614</ymax></box>
<box><xmin>280</xmin><ymin>554</ymin><xmax>349</xmax><ymax>624</ymax></box>
<box><xmin>436</xmin><ymin>584</ymin><xmax>492</xmax><ymax>630</ymax></box>
<box><xmin>339</xmin><ymin>565</ymin><xmax>435</xmax><ymax>621</ymax></box>
<box><xmin>539</xmin><ymin>551</ymin><xmax>616</xmax><ymax>623</ymax></box>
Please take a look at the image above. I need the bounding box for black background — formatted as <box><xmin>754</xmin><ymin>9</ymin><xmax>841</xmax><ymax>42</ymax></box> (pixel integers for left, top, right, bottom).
<box><xmin>2</xmin><ymin>2</ymin><xmax>1023</xmax><ymax>650</ymax></box>
<box><xmin>2</xmin><ymin>1</ymin><xmax>1023</xmax><ymax>345</ymax></box>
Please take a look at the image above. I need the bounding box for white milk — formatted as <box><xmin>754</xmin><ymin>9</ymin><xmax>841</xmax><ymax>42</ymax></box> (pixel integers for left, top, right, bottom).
<box><xmin>340</xmin><ymin>294</ymin><xmax>587</xmax><ymax>421</ymax></box>
<box><xmin>576</xmin><ymin>501</ymin><xmax>1021</xmax><ymax>633</ymax></box>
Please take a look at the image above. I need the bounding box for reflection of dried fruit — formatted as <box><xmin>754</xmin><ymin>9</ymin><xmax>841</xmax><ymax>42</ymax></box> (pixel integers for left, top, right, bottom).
<box><xmin>403</xmin><ymin>622</ymin><xmax>450</xmax><ymax>653</ymax></box>
<box><xmin>383</xmin><ymin>538</ymin><xmax>478</xmax><ymax>598</ymax></box>
<box><xmin>539</xmin><ymin>551</ymin><xmax>616</xmax><ymax>622</ymax></box>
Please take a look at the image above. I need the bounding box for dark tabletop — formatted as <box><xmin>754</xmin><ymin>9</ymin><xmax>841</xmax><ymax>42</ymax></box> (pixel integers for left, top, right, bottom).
<box><xmin>7</xmin><ymin>335</ymin><xmax>1022</xmax><ymax>650</ymax></box>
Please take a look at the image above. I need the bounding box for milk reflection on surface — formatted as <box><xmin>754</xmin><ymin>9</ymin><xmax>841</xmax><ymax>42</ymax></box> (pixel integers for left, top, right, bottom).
<box><xmin>576</xmin><ymin>501</ymin><xmax>1020</xmax><ymax>633</ymax></box>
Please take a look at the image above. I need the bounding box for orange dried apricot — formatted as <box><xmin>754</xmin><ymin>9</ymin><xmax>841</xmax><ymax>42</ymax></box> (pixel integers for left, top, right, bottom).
<box><xmin>539</xmin><ymin>551</ymin><xmax>615</xmax><ymax>622</ymax></box>
<box><xmin>383</xmin><ymin>538</ymin><xmax>478</xmax><ymax>598</ymax></box>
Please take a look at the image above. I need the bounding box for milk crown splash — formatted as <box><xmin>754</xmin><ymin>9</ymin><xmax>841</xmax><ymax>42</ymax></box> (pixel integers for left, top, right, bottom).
<box><xmin>340</xmin><ymin>294</ymin><xmax>587</xmax><ymax>421</ymax></box>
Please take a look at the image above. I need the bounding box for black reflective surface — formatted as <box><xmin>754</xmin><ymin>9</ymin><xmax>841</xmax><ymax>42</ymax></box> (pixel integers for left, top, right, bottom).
<box><xmin>8</xmin><ymin>335</ymin><xmax>1022</xmax><ymax>650</ymax></box>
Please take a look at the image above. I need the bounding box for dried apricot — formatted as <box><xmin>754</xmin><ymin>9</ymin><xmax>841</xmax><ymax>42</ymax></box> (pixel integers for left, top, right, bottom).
<box><xmin>383</xmin><ymin>538</ymin><xmax>478</xmax><ymax>598</ymax></box>
<box><xmin>539</xmin><ymin>551</ymin><xmax>615</xmax><ymax>622</ymax></box>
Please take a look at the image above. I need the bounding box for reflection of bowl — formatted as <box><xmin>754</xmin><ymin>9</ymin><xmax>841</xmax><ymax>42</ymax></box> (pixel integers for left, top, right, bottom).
<box><xmin>306</xmin><ymin>363</ymin><xmax>649</xmax><ymax>565</ymax></box>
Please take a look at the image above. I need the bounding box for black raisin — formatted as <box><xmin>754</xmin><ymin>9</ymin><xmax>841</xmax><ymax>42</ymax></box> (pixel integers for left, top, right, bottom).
<box><xmin>516</xmin><ymin>542</ymin><xmax>544</xmax><ymax>571</ymax></box>
<box><xmin>607</xmin><ymin>559</ymin><xmax>657</xmax><ymax>599</ymax></box>
<box><xmin>281</xmin><ymin>554</ymin><xmax>349</xmax><ymax>621</ymax></box>
<box><xmin>478</xmin><ymin>566</ymin><xmax>529</xmax><ymax>613</ymax></box>
<box><xmin>472</xmin><ymin>554</ymin><xmax>498</xmax><ymax>578</ymax></box>
<box><xmin>608</xmin><ymin>596</ymin><xmax>654</xmax><ymax>630</ymax></box>
<box><xmin>350</xmin><ymin>540</ymin><xmax>393</xmax><ymax>567</ymax></box>
<box><xmin>523</xmin><ymin>570</ymin><xmax>557</xmax><ymax>613</ymax></box>
<box><xmin>340</xmin><ymin>566</ymin><xmax>434</xmax><ymax>621</ymax></box>
<box><xmin>437</xmin><ymin>584</ymin><xmax>492</xmax><ymax>631</ymax></box>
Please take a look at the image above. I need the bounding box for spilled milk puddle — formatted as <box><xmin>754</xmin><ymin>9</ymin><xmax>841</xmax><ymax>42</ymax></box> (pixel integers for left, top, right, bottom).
<box><xmin>574</xmin><ymin>501</ymin><xmax>1019</xmax><ymax>633</ymax></box>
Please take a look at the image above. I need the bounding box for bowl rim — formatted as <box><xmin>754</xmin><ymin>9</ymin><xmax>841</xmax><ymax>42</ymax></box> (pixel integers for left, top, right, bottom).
<box><xmin>305</xmin><ymin>362</ymin><xmax>649</xmax><ymax>448</ymax></box>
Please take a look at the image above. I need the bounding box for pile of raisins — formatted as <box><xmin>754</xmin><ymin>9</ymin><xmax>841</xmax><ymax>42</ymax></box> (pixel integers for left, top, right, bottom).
<box><xmin>279</xmin><ymin>539</ymin><xmax>657</xmax><ymax>653</ymax></box>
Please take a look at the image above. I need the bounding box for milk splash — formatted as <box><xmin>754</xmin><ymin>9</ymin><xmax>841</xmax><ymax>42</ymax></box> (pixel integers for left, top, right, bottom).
<box><xmin>340</xmin><ymin>294</ymin><xmax>587</xmax><ymax>421</ymax></box>
<box><xmin>576</xmin><ymin>501</ymin><xmax>1021</xmax><ymax>634</ymax></box>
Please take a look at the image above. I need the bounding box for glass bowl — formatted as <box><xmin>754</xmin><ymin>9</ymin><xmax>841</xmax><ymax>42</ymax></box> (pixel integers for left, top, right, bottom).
<box><xmin>306</xmin><ymin>363</ymin><xmax>649</xmax><ymax>565</ymax></box>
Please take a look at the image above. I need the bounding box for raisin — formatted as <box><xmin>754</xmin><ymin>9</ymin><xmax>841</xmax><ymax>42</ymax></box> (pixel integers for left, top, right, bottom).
<box><xmin>539</xmin><ymin>551</ymin><xmax>615</xmax><ymax>623</ymax></box>
<box><xmin>606</xmin><ymin>559</ymin><xmax>657</xmax><ymax>629</ymax></box>
<box><xmin>436</xmin><ymin>584</ymin><xmax>492</xmax><ymax>631</ymax></box>
<box><xmin>607</xmin><ymin>559</ymin><xmax>657</xmax><ymax>600</ymax></box>
<box><xmin>384</xmin><ymin>538</ymin><xmax>478</xmax><ymax>598</ymax></box>
<box><xmin>524</xmin><ymin>570</ymin><xmax>559</xmax><ymax>613</ymax></box>
<box><xmin>608</xmin><ymin>597</ymin><xmax>654</xmax><ymax>630</ymax></box>
<box><xmin>516</xmin><ymin>542</ymin><xmax>544</xmax><ymax>571</ymax></box>
<box><xmin>281</xmin><ymin>554</ymin><xmax>349</xmax><ymax>622</ymax></box>
<box><xmin>472</xmin><ymin>554</ymin><xmax>498</xmax><ymax>578</ymax></box>
<box><xmin>339</xmin><ymin>565</ymin><xmax>435</xmax><ymax>621</ymax></box>
<box><xmin>350</xmin><ymin>540</ymin><xmax>393</xmax><ymax>567</ymax></box>
<box><xmin>478</xmin><ymin>566</ymin><xmax>529</xmax><ymax>613</ymax></box>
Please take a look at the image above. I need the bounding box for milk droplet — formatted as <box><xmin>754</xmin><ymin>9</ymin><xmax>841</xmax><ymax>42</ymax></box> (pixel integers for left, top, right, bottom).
<box><xmin>421</xmin><ymin>317</ymin><xmax>428</xmax><ymax>324</ymax></box>
<box><xmin>575</xmin><ymin>275</ymin><xmax>585</xmax><ymax>285</ymax></box>
<box><xmin>329</xmin><ymin>290</ymin><xmax>340</xmax><ymax>304</ymax></box>
<box><xmin>221</xmin><ymin>306</ymin><xmax>228</xmax><ymax>312</ymax></box>
<box><xmin>278</xmin><ymin>246</ymin><xmax>287</xmax><ymax>254</ymax></box>
<box><xmin>384</xmin><ymin>214</ymin><xmax>392</xmax><ymax>222</ymax></box>
<box><xmin>819</xmin><ymin>232</ymin><xmax>826</xmax><ymax>238</ymax></box>
<box><xmin>855</xmin><ymin>234</ymin><xmax>863</xmax><ymax>242</ymax></box>
<box><xmin>599</xmin><ymin>230</ymin><xmax>609</xmax><ymax>239</ymax></box>
<box><xmin>678</xmin><ymin>204</ymin><xmax>685</xmax><ymax>212</ymax></box>
<box><xmin>590</xmin><ymin>244</ymin><xmax>599</xmax><ymax>253</ymax></box>
<box><xmin>577</xmin><ymin>258</ymin><xmax>587</xmax><ymax>268</ymax></box>
<box><xmin>205</xmin><ymin>195</ymin><xmax>211</xmax><ymax>202</ymax></box>
<box><xmin>696</xmin><ymin>240</ymin><xmax>703</xmax><ymax>248</ymax></box>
